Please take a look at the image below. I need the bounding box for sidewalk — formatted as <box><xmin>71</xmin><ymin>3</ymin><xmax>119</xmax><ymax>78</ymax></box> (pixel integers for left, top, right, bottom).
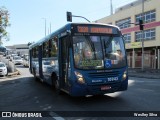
<box><xmin>128</xmin><ymin>68</ymin><xmax>160</xmax><ymax>79</ymax></box>
<box><xmin>8</xmin><ymin>70</ymin><xmax>20</xmax><ymax>76</ymax></box>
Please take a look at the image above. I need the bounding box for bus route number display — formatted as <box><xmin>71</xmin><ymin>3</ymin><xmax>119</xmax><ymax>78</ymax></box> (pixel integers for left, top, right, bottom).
<box><xmin>77</xmin><ymin>26</ymin><xmax>113</xmax><ymax>34</ymax></box>
<box><xmin>80</xmin><ymin>60</ymin><xmax>102</xmax><ymax>67</ymax></box>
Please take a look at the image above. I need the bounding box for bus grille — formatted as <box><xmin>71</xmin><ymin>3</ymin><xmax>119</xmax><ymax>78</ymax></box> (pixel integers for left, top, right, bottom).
<box><xmin>88</xmin><ymin>71</ymin><xmax>120</xmax><ymax>78</ymax></box>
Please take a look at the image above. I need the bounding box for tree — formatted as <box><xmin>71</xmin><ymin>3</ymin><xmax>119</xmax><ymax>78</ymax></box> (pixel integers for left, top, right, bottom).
<box><xmin>0</xmin><ymin>6</ymin><xmax>10</xmax><ymax>45</ymax></box>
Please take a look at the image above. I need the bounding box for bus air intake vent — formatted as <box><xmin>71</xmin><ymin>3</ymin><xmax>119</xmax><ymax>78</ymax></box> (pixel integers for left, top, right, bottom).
<box><xmin>88</xmin><ymin>71</ymin><xmax>120</xmax><ymax>78</ymax></box>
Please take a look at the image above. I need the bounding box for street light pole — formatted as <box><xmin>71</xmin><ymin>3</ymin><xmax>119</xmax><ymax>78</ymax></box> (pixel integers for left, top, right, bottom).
<box><xmin>110</xmin><ymin>0</ymin><xmax>113</xmax><ymax>15</ymax></box>
<box><xmin>42</xmin><ymin>18</ymin><xmax>46</xmax><ymax>37</ymax></box>
<box><xmin>141</xmin><ymin>0</ymin><xmax>144</xmax><ymax>71</ymax></box>
<box><xmin>50</xmin><ymin>22</ymin><xmax>51</xmax><ymax>34</ymax></box>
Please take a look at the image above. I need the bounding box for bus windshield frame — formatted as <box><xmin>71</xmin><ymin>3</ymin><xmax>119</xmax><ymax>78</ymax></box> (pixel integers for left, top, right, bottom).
<box><xmin>72</xmin><ymin>34</ymin><xmax>126</xmax><ymax>70</ymax></box>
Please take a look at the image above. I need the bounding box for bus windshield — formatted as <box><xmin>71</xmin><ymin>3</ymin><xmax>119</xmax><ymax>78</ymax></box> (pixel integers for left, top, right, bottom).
<box><xmin>73</xmin><ymin>35</ymin><xmax>126</xmax><ymax>69</ymax></box>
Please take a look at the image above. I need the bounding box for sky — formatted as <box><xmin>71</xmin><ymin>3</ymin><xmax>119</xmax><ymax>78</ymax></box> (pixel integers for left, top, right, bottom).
<box><xmin>1</xmin><ymin>0</ymin><xmax>136</xmax><ymax>46</ymax></box>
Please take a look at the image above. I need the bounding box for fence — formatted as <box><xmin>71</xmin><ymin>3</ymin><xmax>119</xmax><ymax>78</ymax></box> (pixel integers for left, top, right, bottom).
<box><xmin>127</xmin><ymin>54</ymin><xmax>157</xmax><ymax>69</ymax></box>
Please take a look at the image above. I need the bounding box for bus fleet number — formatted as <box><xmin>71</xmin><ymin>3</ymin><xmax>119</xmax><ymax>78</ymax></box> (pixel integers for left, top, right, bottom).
<box><xmin>108</xmin><ymin>77</ymin><xmax>118</xmax><ymax>82</ymax></box>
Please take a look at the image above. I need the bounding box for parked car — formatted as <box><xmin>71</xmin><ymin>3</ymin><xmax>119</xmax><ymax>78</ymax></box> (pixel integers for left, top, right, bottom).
<box><xmin>42</xmin><ymin>61</ymin><xmax>51</xmax><ymax>72</ymax></box>
<box><xmin>12</xmin><ymin>56</ymin><xmax>23</xmax><ymax>65</ymax></box>
<box><xmin>6</xmin><ymin>54</ymin><xmax>11</xmax><ymax>59</ymax></box>
<box><xmin>0</xmin><ymin>62</ymin><xmax>8</xmax><ymax>76</ymax></box>
<box><xmin>23</xmin><ymin>54</ymin><xmax>29</xmax><ymax>67</ymax></box>
<box><xmin>10</xmin><ymin>54</ymin><xmax>18</xmax><ymax>61</ymax></box>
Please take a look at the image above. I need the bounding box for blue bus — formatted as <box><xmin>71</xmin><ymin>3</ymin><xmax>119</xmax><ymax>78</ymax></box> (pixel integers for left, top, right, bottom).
<box><xmin>29</xmin><ymin>23</ymin><xmax>128</xmax><ymax>96</ymax></box>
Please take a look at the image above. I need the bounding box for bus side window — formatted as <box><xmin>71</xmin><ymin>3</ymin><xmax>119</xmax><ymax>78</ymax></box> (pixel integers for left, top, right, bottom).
<box><xmin>48</xmin><ymin>39</ymin><xmax>52</xmax><ymax>57</ymax></box>
<box><xmin>51</xmin><ymin>37</ymin><xmax>58</xmax><ymax>57</ymax></box>
<box><xmin>43</xmin><ymin>41</ymin><xmax>49</xmax><ymax>58</ymax></box>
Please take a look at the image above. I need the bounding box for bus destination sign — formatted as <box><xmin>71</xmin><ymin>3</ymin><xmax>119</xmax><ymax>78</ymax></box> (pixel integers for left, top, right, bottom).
<box><xmin>77</xmin><ymin>26</ymin><xmax>113</xmax><ymax>34</ymax></box>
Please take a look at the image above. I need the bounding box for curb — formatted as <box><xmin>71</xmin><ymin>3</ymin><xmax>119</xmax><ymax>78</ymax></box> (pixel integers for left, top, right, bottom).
<box><xmin>8</xmin><ymin>70</ymin><xmax>21</xmax><ymax>76</ymax></box>
<box><xmin>128</xmin><ymin>74</ymin><xmax>160</xmax><ymax>79</ymax></box>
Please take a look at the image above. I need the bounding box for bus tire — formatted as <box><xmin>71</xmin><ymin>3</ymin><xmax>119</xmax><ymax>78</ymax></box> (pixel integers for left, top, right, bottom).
<box><xmin>33</xmin><ymin>68</ymin><xmax>38</xmax><ymax>81</ymax></box>
<box><xmin>51</xmin><ymin>73</ymin><xmax>61</xmax><ymax>94</ymax></box>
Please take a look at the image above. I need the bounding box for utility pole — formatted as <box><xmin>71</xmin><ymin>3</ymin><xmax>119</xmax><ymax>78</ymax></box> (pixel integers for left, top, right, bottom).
<box><xmin>50</xmin><ymin>22</ymin><xmax>51</xmax><ymax>34</ymax></box>
<box><xmin>44</xmin><ymin>18</ymin><xmax>46</xmax><ymax>36</ymax></box>
<box><xmin>110</xmin><ymin>0</ymin><xmax>113</xmax><ymax>15</ymax></box>
<box><xmin>141</xmin><ymin>0</ymin><xmax>144</xmax><ymax>71</ymax></box>
<box><xmin>42</xmin><ymin>18</ymin><xmax>47</xmax><ymax>37</ymax></box>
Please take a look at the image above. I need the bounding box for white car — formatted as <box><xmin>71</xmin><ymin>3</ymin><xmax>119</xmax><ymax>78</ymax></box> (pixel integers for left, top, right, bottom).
<box><xmin>42</xmin><ymin>61</ymin><xmax>51</xmax><ymax>72</ymax></box>
<box><xmin>0</xmin><ymin>62</ymin><xmax>8</xmax><ymax>76</ymax></box>
<box><xmin>23</xmin><ymin>54</ymin><xmax>29</xmax><ymax>67</ymax></box>
<box><xmin>10</xmin><ymin>54</ymin><xmax>18</xmax><ymax>61</ymax></box>
<box><xmin>12</xmin><ymin>56</ymin><xmax>23</xmax><ymax>65</ymax></box>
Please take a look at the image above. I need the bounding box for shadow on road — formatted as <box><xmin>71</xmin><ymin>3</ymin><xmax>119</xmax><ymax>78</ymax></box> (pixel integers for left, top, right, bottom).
<box><xmin>0</xmin><ymin>75</ymin><xmax>129</xmax><ymax>112</ymax></box>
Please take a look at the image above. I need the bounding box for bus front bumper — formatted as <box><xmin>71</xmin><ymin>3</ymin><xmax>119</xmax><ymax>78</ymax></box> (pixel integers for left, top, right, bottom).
<box><xmin>70</xmin><ymin>80</ymin><xmax>128</xmax><ymax>96</ymax></box>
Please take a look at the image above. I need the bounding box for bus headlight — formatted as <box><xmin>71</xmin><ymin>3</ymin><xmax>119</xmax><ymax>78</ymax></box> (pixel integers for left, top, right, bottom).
<box><xmin>122</xmin><ymin>70</ymin><xmax>127</xmax><ymax>80</ymax></box>
<box><xmin>74</xmin><ymin>71</ymin><xmax>85</xmax><ymax>84</ymax></box>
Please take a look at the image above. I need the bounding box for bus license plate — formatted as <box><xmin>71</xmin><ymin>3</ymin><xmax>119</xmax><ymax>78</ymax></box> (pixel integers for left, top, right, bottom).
<box><xmin>101</xmin><ymin>86</ymin><xmax>111</xmax><ymax>90</ymax></box>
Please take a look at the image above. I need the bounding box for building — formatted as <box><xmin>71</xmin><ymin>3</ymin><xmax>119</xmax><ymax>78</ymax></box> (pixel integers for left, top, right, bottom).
<box><xmin>96</xmin><ymin>0</ymin><xmax>160</xmax><ymax>69</ymax></box>
<box><xmin>5</xmin><ymin>44</ymin><xmax>29</xmax><ymax>55</ymax></box>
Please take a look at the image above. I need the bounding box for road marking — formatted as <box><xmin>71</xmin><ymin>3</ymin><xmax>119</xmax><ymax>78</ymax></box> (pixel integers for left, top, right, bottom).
<box><xmin>49</xmin><ymin>111</ymin><xmax>65</xmax><ymax>120</ymax></box>
<box><xmin>53</xmin><ymin>117</ymin><xmax>65</xmax><ymax>120</ymax></box>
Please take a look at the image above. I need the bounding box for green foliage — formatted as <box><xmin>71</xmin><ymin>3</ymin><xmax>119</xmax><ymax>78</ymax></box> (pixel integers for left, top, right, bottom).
<box><xmin>0</xmin><ymin>6</ymin><xmax>10</xmax><ymax>45</ymax></box>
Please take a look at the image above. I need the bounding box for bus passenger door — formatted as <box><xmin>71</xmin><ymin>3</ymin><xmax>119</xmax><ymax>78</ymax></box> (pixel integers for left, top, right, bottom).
<box><xmin>60</xmin><ymin>36</ymin><xmax>70</xmax><ymax>89</ymax></box>
<box><xmin>39</xmin><ymin>45</ymin><xmax>43</xmax><ymax>79</ymax></box>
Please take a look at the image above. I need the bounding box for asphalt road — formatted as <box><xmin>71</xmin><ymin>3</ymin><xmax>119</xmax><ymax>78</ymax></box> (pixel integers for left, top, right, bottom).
<box><xmin>0</xmin><ymin>65</ymin><xmax>160</xmax><ymax>120</ymax></box>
